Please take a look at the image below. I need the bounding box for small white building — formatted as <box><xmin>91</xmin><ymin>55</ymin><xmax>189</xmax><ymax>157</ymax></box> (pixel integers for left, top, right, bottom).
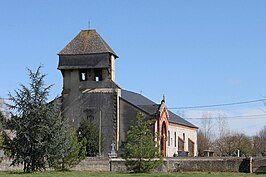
<box><xmin>167</xmin><ymin>123</ymin><xmax>197</xmax><ymax>157</ymax></box>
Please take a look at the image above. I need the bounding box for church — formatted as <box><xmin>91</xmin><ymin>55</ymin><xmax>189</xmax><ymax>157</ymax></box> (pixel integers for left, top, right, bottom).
<box><xmin>57</xmin><ymin>30</ymin><xmax>198</xmax><ymax>157</ymax></box>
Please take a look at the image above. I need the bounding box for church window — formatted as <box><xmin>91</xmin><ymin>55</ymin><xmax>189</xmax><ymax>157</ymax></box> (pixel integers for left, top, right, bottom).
<box><xmin>178</xmin><ymin>137</ymin><xmax>185</xmax><ymax>151</ymax></box>
<box><xmin>183</xmin><ymin>133</ymin><xmax>186</xmax><ymax>141</ymax></box>
<box><xmin>174</xmin><ymin>132</ymin><xmax>177</xmax><ymax>147</ymax></box>
<box><xmin>188</xmin><ymin>138</ymin><xmax>195</xmax><ymax>157</ymax></box>
<box><xmin>168</xmin><ymin>130</ymin><xmax>170</xmax><ymax>146</ymax></box>
<box><xmin>80</xmin><ymin>70</ymin><xmax>87</xmax><ymax>81</ymax></box>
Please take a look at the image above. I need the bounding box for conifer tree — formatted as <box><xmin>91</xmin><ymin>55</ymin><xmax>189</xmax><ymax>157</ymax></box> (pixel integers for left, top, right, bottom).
<box><xmin>48</xmin><ymin>121</ymin><xmax>86</xmax><ymax>170</ymax></box>
<box><xmin>44</xmin><ymin>99</ymin><xmax>86</xmax><ymax>171</ymax></box>
<box><xmin>5</xmin><ymin>66</ymin><xmax>53</xmax><ymax>172</ymax></box>
<box><xmin>77</xmin><ymin>118</ymin><xmax>103</xmax><ymax>156</ymax></box>
<box><xmin>123</xmin><ymin>112</ymin><xmax>162</xmax><ymax>173</ymax></box>
<box><xmin>4</xmin><ymin>66</ymin><xmax>85</xmax><ymax>172</ymax></box>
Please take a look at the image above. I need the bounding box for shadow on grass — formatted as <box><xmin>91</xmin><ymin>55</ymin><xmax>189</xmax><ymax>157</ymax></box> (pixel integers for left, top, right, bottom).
<box><xmin>255</xmin><ymin>172</ymin><xmax>266</xmax><ymax>175</ymax></box>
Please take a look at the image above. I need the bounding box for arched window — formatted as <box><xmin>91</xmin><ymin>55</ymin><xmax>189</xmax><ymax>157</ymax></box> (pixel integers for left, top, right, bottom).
<box><xmin>79</xmin><ymin>70</ymin><xmax>88</xmax><ymax>81</ymax></box>
<box><xmin>183</xmin><ymin>133</ymin><xmax>186</xmax><ymax>141</ymax></box>
<box><xmin>174</xmin><ymin>132</ymin><xmax>177</xmax><ymax>147</ymax></box>
<box><xmin>168</xmin><ymin>130</ymin><xmax>170</xmax><ymax>146</ymax></box>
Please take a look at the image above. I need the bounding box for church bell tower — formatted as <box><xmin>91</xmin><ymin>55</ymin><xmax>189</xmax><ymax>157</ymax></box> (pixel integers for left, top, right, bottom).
<box><xmin>58</xmin><ymin>30</ymin><xmax>120</xmax><ymax>156</ymax></box>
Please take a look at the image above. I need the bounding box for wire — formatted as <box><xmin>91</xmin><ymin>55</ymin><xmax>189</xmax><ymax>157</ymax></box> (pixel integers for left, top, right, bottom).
<box><xmin>183</xmin><ymin>114</ymin><xmax>266</xmax><ymax>120</ymax></box>
<box><xmin>168</xmin><ymin>98</ymin><xmax>266</xmax><ymax>110</ymax></box>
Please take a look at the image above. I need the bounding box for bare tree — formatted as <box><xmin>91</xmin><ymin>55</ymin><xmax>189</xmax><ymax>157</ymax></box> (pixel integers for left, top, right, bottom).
<box><xmin>201</xmin><ymin>112</ymin><xmax>214</xmax><ymax>141</ymax></box>
<box><xmin>197</xmin><ymin>112</ymin><xmax>214</xmax><ymax>156</ymax></box>
<box><xmin>214</xmin><ymin>113</ymin><xmax>230</xmax><ymax>156</ymax></box>
<box><xmin>197</xmin><ymin>129</ymin><xmax>211</xmax><ymax>156</ymax></box>
<box><xmin>216</xmin><ymin>113</ymin><xmax>229</xmax><ymax>138</ymax></box>
<box><xmin>259</xmin><ymin>126</ymin><xmax>266</xmax><ymax>156</ymax></box>
<box><xmin>215</xmin><ymin>132</ymin><xmax>252</xmax><ymax>157</ymax></box>
<box><xmin>252</xmin><ymin>126</ymin><xmax>266</xmax><ymax>156</ymax></box>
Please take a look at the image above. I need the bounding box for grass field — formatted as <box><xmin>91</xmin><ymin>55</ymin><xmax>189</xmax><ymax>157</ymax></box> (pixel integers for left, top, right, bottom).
<box><xmin>0</xmin><ymin>171</ymin><xmax>265</xmax><ymax>177</ymax></box>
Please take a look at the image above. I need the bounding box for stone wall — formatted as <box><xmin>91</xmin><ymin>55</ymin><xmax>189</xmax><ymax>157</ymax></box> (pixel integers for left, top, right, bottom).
<box><xmin>0</xmin><ymin>157</ymin><xmax>110</xmax><ymax>172</ymax></box>
<box><xmin>72</xmin><ymin>157</ymin><xmax>110</xmax><ymax>171</ymax></box>
<box><xmin>109</xmin><ymin>158</ymin><xmax>169</xmax><ymax>172</ymax></box>
<box><xmin>110</xmin><ymin>157</ymin><xmax>250</xmax><ymax>173</ymax></box>
<box><xmin>109</xmin><ymin>158</ymin><xmax>127</xmax><ymax>172</ymax></box>
<box><xmin>1</xmin><ymin>157</ymin><xmax>265</xmax><ymax>173</ymax></box>
<box><xmin>167</xmin><ymin>157</ymin><xmax>250</xmax><ymax>172</ymax></box>
<box><xmin>252</xmin><ymin>157</ymin><xmax>266</xmax><ymax>173</ymax></box>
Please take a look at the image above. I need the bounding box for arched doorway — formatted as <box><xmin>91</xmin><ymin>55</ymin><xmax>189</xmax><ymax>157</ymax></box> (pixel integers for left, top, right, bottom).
<box><xmin>160</xmin><ymin>121</ymin><xmax>167</xmax><ymax>157</ymax></box>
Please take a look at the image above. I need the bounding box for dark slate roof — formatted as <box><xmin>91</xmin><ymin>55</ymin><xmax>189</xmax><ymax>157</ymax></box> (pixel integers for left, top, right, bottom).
<box><xmin>121</xmin><ymin>90</ymin><xmax>197</xmax><ymax>128</ymax></box>
<box><xmin>121</xmin><ymin>90</ymin><xmax>155</xmax><ymax>106</ymax></box>
<box><xmin>168</xmin><ymin>111</ymin><xmax>198</xmax><ymax>128</ymax></box>
<box><xmin>138</xmin><ymin>104</ymin><xmax>160</xmax><ymax>116</ymax></box>
<box><xmin>59</xmin><ymin>30</ymin><xmax>118</xmax><ymax>57</ymax></box>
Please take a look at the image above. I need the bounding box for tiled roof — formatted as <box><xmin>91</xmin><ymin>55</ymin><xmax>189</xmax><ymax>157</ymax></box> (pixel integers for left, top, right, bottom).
<box><xmin>59</xmin><ymin>30</ymin><xmax>118</xmax><ymax>57</ymax></box>
<box><xmin>121</xmin><ymin>90</ymin><xmax>198</xmax><ymax>128</ymax></box>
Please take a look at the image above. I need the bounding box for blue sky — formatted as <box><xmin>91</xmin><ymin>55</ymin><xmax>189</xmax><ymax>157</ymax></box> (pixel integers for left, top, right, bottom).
<box><xmin>1</xmin><ymin>0</ymin><xmax>266</xmax><ymax>136</ymax></box>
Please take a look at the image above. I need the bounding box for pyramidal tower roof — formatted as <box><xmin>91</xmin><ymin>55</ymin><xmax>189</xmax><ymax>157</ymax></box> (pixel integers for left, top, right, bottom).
<box><xmin>59</xmin><ymin>30</ymin><xmax>118</xmax><ymax>57</ymax></box>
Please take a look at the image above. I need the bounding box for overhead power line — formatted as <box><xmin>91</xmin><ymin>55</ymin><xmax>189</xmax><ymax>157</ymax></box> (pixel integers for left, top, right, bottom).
<box><xmin>184</xmin><ymin>114</ymin><xmax>266</xmax><ymax>120</ymax></box>
<box><xmin>168</xmin><ymin>98</ymin><xmax>266</xmax><ymax>110</ymax></box>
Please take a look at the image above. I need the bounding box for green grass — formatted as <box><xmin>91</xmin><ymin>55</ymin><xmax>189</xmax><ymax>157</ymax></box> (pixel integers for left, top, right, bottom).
<box><xmin>0</xmin><ymin>171</ymin><xmax>265</xmax><ymax>177</ymax></box>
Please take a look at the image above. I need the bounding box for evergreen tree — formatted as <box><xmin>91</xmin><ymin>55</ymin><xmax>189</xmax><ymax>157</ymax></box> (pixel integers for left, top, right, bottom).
<box><xmin>5</xmin><ymin>66</ymin><xmax>53</xmax><ymax>172</ymax></box>
<box><xmin>123</xmin><ymin>112</ymin><xmax>162</xmax><ymax>173</ymax></box>
<box><xmin>45</xmin><ymin>99</ymin><xmax>86</xmax><ymax>171</ymax></box>
<box><xmin>59</xmin><ymin>128</ymin><xmax>86</xmax><ymax>170</ymax></box>
<box><xmin>4</xmin><ymin>66</ymin><xmax>85</xmax><ymax>172</ymax></box>
<box><xmin>77</xmin><ymin>118</ymin><xmax>103</xmax><ymax>156</ymax></box>
<box><xmin>48</xmin><ymin>119</ymin><xmax>86</xmax><ymax>170</ymax></box>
